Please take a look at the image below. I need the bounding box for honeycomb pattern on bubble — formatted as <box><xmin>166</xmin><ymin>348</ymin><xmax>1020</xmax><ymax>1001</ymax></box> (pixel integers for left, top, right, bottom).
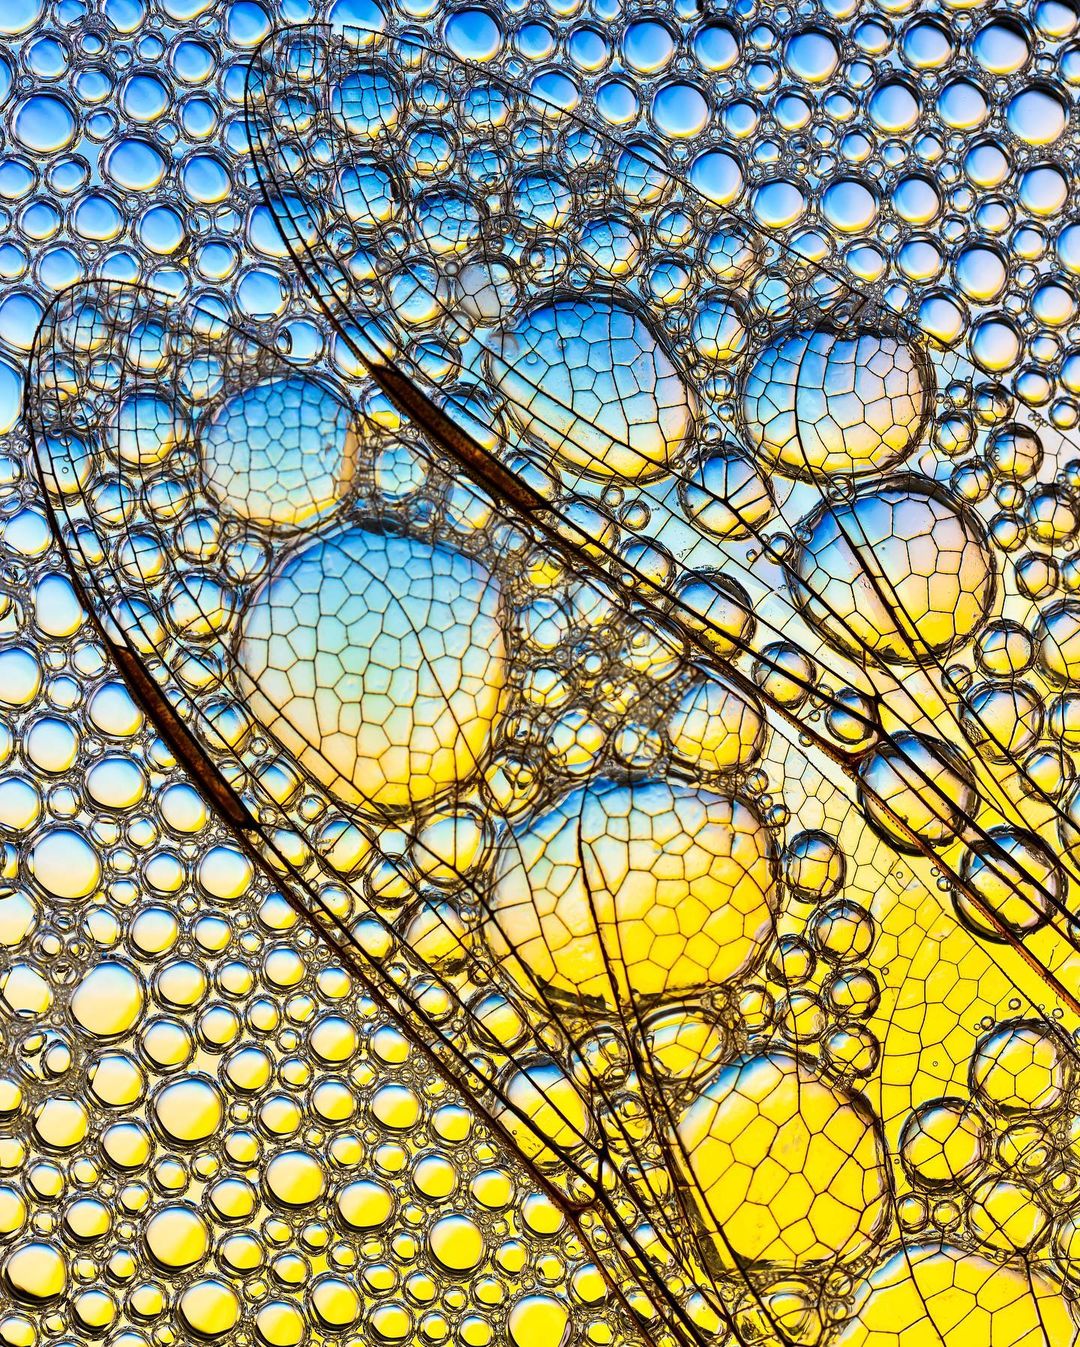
<box><xmin>489</xmin><ymin>296</ymin><xmax>697</xmax><ymax>482</ymax></box>
<box><xmin>676</xmin><ymin>1052</ymin><xmax>891</xmax><ymax>1271</ymax></box>
<box><xmin>236</xmin><ymin>525</ymin><xmax>507</xmax><ymax>811</ymax></box>
<box><xmin>486</xmin><ymin>778</ymin><xmax>777</xmax><ymax>1007</ymax></box>
<box><xmin>200</xmin><ymin>375</ymin><xmax>359</xmax><ymax>529</ymax></box>
<box><xmin>789</xmin><ymin>486</ymin><xmax>995</xmax><ymax>665</ymax></box>
<box><xmin>741</xmin><ymin>329</ymin><xmax>929</xmax><ymax>479</ymax></box>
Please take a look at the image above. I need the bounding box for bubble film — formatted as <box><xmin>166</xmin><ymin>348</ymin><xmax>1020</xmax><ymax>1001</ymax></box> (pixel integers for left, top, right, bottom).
<box><xmin>7</xmin><ymin>3</ymin><xmax>1080</xmax><ymax>1347</ymax></box>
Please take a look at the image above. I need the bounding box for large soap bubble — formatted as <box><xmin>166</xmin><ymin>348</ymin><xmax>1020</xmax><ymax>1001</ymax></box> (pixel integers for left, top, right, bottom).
<box><xmin>486</xmin><ymin>778</ymin><xmax>776</xmax><ymax>1007</ymax></box>
<box><xmin>834</xmin><ymin>1242</ymin><xmax>1077</xmax><ymax>1346</ymax></box>
<box><xmin>489</xmin><ymin>295</ymin><xmax>696</xmax><ymax>481</ymax></box>
<box><xmin>200</xmin><ymin>376</ymin><xmax>359</xmax><ymax>530</ymax></box>
<box><xmin>788</xmin><ymin>484</ymin><xmax>994</xmax><ymax>665</ymax></box>
<box><xmin>742</xmin><ymin>327</ymin><xmax>930</xmax><ymax>479</ymax></box>
<box><xmin>676</xmin><ymin>1051</ymin><xmax>890</xmax><ymax>1270</ymax></box>
<box><xmin>236</xmin><ymin>526</ymin><xmax>506</xmax><ymax>812</ymax></box>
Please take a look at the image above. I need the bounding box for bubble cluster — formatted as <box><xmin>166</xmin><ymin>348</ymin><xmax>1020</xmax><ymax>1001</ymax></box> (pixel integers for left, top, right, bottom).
<box><xmin>8</xmin><ymin>0</ymin><xmax>1080</xmax><ymax>1344</ymax></box>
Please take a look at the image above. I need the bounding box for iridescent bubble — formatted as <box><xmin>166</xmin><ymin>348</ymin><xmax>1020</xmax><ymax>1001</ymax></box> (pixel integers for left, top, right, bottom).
<box><xmin>899</xmin><ymin>1098</ymin><xmax>989</xmax><ymax>1188</ymax></box>
<box><xmin>103</xmin><ymin>137</ymin><xmax>167</xmax><ymax>192</ymax></box>
<box><xmin>488</xmin><ymin>778</ymin><xmax>776</xmax><ymax>1006</ymax></box>
<box><xmin>972</xmin><ymin>16</ymin><xmax>1031</xmax><ymax>74</ymax></box>
<box><xmin>666</xmin><ymin>672</ymin><xmax>766</xmax><ymax>772</ymax></box>
<box><xmin>27</xmin><ymin>827</ymin><xmax>101</xmax><ymax>900</ymax></box>
<box><xmin>13</xmin><ymin>93</ymin><xmax>75</xmax><ymax>153</ymax></box>
<box><xmin>622</xmin><ymin>18</ymin><xmax>675</xmax><ymax>73</ymax></box>
<box><xmin>490</xmin><ymin>296</ymin><xmax>696</xmax><ymax>481</ymax></box>
<box><xmin>1006</xmin><ymin>82</ymin><xmax>1068</xmax><ymax>145</ymax></box>
<box><xmin>330</xmin><ymin>64</ymin><xmax>403</xmax><ymax>139</ymax></box>
<box><xmin>969</xmin><ymin>315</ymin><xmax>1021</xmax><ymax>373</ymax></box>
<box><xmin>970</xmin><ymin>1019</ymin><xmax>1073</xmax><ymax>1117</ymax></box>
<box><xmin>868</xmin><ymin>79</ymin><xmax>921</xmax><ymax>134</ymax></box>
<box><xmin>680</xmin><ymin>441</ymin><xmax>774</xmax><ymax>541</ymax></box>
<box><xmin>858</xmin><ymin>732</ymin><xmax>979</xmax><ymax>852</ymax></box>
<box><xmin>651</xmin><ymin>81</ymin><xmax>709</xmax><ymax>139</ymax></box>
<box><xmin>892</xmin><ymin>175</ymin><xmax>941</xmax><ymax>226</ymax></box>
<box><xmin>693</xmin><ymin>22</ymin><xmax>740</xmax><ymax>71</ymax></box>
<box><xmin>70</xmin><ymin>961</ymin><xmax>144</xmax><ymax>1038</ymax></box>
<box><xmin>688</xmin><ymin>148</ymin><xmax>744</xmax><ymax>206</ymax></box>
<box><xmin>200</xmin><ymin>376</ymin><xmax>359</xmax><ymax>529</ymax></box>
<box><xmin>937</xmin><ymin>79</ymin><xmax>989</xmax><ymax>131</ymax></box>
<box><xmin>1035</xmin><ymin>600</ymin><xmax>1080</xmax><ymax>683</ymax></box>
<box><xmin>237</xmin><ymin>525</ymin><xmax>506</xmax><ymax>812</ymax></box>
<box><xmin>750</xmin><ymin>179</ymin><xmax>807</xmax><ymax>229</ymax></box>
<box><xmin>0</xmin><ymin>0</ymin><xmax>44</xmax><ymax>35</ymax></box>
<box><xmin>788</xmin><ymin>485</ymin><xmax>994</xmax><ymax>664</ymax></box>
<box><xmin>821</xmin><ymin>179</ymin><xmax>879</xmax><ymax>234</ymax></box>
<box><xmin>742</xmin><ymin>328</ymin><xmax>931</xmax><ymax>479</ymax></box>
<box><xmin>835</xmin><ymin>1243</ymin><xmax>1076</xmax><ymax>1346</ymax></box>
<box><xmin>783</xmin><ymin>28</ymin><xmax>839</xmax><ymax>83</ymax></box>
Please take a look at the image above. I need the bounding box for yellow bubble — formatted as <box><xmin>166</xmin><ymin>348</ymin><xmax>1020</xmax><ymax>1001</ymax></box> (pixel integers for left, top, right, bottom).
<box><xmin>178</xmin><ymin>1279</ymin><xmax>241</xmax><ymax>1338</ymax></box>
<box><xmin>27</xmin><ymin>826</ymin><xmax>101</xmax><ymax>899</ymax></box>
<box><xmin>70</xmin><ymin>960</ymin><xmax>144</xmax><ymax>1038</ymax></box>
<box><xmin>255</xmin><ymin>1299</ymin><xmax>306</xmax><ymax>1347</ymax></box>
<box><xmin>429</xmin><ymin>1214</ymin><xmax>485</xmax><ymax>1271</ymax></box>
<box><xmin>88</xmin><ymin>1052</ymin><xmax>145</xmax><ymax>1108</ymax></box>
<box><xmin>63</xmin><ymin>1197</ymin><xmax>111</xmax><ymax>1243</ymax></box>
<box><xmin>310</xmin><ymin>1277</ymin><xmax>361</xmax><ymax>1329</ymax></box>
<box><xmin>370</xmin><ymin>1303</ymin><xmax>413</xmax><ymax>1340</ymax></box>
<box><xmin>489</xmin><ymin>779</ymin><xmax>776</xmax><ymax>1007</ymax></box>
<box><xmin>899</xmin><ymin>1098</ymin><xmax>988</xmax><ymax>1187</ymax></box>
<box><xmin>144</xmin><ymin>1205</ymin><xmax>209</xmax><ymax>1270</ymax></box>
<box><xmin>0</xmin><ymin>1186</ymin><xmax>27</xmax><ymax>1238</ymax></box>
<box><xmin>677</xmin><ymin>1051</ymin><xmax>889</xmax><ymax>1270</ymax></box>
<box><xmin>311</xmin><ymin>1080</ymin><xmax>357</xmax><ymax>1124</ymax></box>
<box><xmin>151</xmin><ymin>1076</ymin><xmax>223</xmax><ymax>1145</ymax></box>
<box><xmin>521</xmin><ymin>1193</ymin><xmax>565</xmax><ymax>1237</ymax></box>
<box><xmin>208</xmin><ymin>1178</ymin><xmax>257</xmax><ymax>1222</ymax></box>
<box><xmin>643</xmin><ymin>1005</ymin><xmax>727</xmax><ymax>1081</ymax></box>
<box><xmin>471</xmin><ymin>1168</ymin><xmax>514</xmax><ymax>1210</ymax></box>
<box><xmin>309</xmin><ymin>1014</ymin><xmax>359</xmax><ymax>1065</ymax></box>
<box><xmin>507</xmin><ymin>1295</ymin><xmax>570</xmax><ymax>1347</ymax></box>
<box><xmin>0</xmin><ymin>964</ymin><xmax>51</xmax><ymax>1015</ymax></box>
<box><xmin>32</xmin><ymin>1096</ymin><xmax>88</xmax><ymax>1150</ymax></box>
<box><xmin>155</xmin><ymin>958</ymin><xmax>208</xmax><ymax>1009</ymax></box>
<box><xmin>335</xmin><ymin>1179</ymin><xmax>394</xmax><ymax>1231</ymax></box>
<box><xmin>370</xmin><ymin>1083</ymin><xmax>421</xmax><ymax>1130</ymax></box>
<box><xmin>72</xmin><ymin>1288</ymin><xmax>118</xmax><ymax>1333</ymax></box>
<box><xmin>3</xmin><ymin>1242</ymin><xmax>67</xmax><ymax>1304</ymax></box>
<box><xmin>413</xmin><ymin>1154</ymin><xmax>458</xmax><ymax>1200</ymax></box>
<box><xmin>264</xmin><ymin>1150</ymin><xmax>326</xmax><ymax>1208</ymax></box>
<box><xmin>970</xmin><ymin>1019</ymin><xmax>1073</xmax><ymax>1116</ymax></box>
<box><xmin>968</xmin><ymin>1176</ymin><xmax>1049</xmax><ymax>1254</ymax></box>
<box><xmin>835</xmin><ymin>1242</ymin><xmax>1077</xmax><ymax>1346</ymax></box>
<box><xmin>101</xmin><ymin>1121</ymin><xmax>152</xmax><ymax>1170</ymax></box>
<box><xmin>499</xmin><ymin>1059</ymin><xmax>591</xmax><ymax>1164</ymax></box>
